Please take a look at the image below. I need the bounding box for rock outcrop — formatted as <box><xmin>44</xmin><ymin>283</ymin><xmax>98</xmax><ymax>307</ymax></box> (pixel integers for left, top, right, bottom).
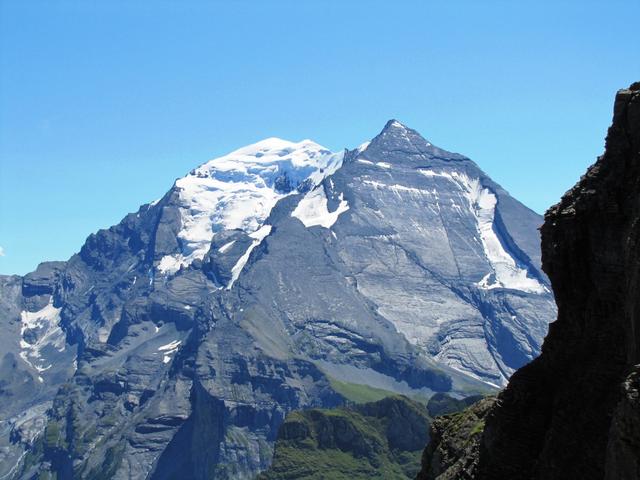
<box><xmin>258</xmin><ymin>395</ymin><xmax>430</xmax><ymax>480</ymax></box>
<box><xmin>417</xmin><ymin>396</ymin><xmax>495</xmax><ymax>480</ymax></box>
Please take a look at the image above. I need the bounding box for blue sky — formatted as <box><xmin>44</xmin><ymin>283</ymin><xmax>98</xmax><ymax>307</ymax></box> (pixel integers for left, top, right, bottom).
<box><xmin>1</xmin><ymin>0</ymin><xmax>639</xmax><ymax>275</ymax></box>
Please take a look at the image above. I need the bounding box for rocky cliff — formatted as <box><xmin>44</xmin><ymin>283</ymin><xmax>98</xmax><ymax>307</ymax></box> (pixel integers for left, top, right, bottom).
<box><xmin>417</xmin><ymin>396</ymin><xmax>495</xmax><ymax>480</ymax></box>
<box><xmin>417</xmin><ymin>82</ymin><xmax>640</xmax><ymax>479</ymax></box>
<box><xmin>258</xmin><ymin>395</ymin><xmax>430</xmax><ymax>480</ymax></box>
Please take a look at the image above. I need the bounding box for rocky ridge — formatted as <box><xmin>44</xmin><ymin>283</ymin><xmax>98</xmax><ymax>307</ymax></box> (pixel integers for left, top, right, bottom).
<box><xmin>258</xmin><ymin>395</ymin><xmax>431</xmax><ymax>480</ymax></box>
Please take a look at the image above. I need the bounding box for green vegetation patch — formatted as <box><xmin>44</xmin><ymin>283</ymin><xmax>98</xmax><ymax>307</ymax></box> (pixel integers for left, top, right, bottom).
<box><xmin>470</xmin><ymin>419</ymin><xmax>486</xmax><ymax>436</ymax></box>
<box><xmin>328</xmin><ymin>378</ymin><xmax>397</xmax><ymax>404</ymax></box>
<box><xmin>258</xmin><ymin>395</ymin><xmax>430</xmax><ymax>480</ymax></box>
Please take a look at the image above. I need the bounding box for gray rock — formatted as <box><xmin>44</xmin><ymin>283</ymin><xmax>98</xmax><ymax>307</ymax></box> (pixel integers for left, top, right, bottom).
<box><xmin>0</xmin><ymin>120</ymin><xmax>555</xmax><ymax>479</ymax></box>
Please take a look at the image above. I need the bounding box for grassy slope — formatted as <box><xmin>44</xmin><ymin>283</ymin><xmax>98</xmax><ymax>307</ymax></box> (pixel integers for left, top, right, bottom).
<box><xmin>327</xmin><ymin>377</ymin><xmax>431</xmax><ymax>406</ymax></box>
<box><xmin>258</xmin><ymin>395</ymin><xmax>429</xmax><ymax>480</ymax></box>
<box><xmin>327</xmin><ymin>378</ymin><xmax>398</xmax><ymax>404</ymax></box>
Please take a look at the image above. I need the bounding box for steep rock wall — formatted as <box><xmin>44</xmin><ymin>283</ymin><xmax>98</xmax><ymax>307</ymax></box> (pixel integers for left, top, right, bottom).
<box><xmin>478</xmin><ymin>83</ymin><xmax>640</xmax><ymax>479</ymax></box>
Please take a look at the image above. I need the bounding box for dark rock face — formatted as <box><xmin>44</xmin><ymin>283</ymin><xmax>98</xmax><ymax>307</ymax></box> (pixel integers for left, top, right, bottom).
<box><xmin>473</xmin><ymin>83</ymin><xmax>640</xmax><ymax>479</ymax></box>
<box><xmin>417</xmin><ymin>396</ymin><xmax>495</xmax><ymax>480</ymax></box>
<box><xmin>605</xmin><ymin>366</ymin><xmax>640</xmax><ymax>480</ymax></box>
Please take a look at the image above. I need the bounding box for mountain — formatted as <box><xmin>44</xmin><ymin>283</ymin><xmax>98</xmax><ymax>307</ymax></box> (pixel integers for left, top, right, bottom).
<box><xmin>0</xmin><ymin>120</ymin><xmax>555</xmax><ymax>479</ymax></box>
<box><xmin>257</xmin><ymin>395</ymin><xmax>431</xmax><ymax>480</ymax></box>
<box><xmin>258</xmin><ymin>393</ymin><xmax>487</xmax><ymax>480</ymax></box>
<box><xmin>416</xmin><ymin>82</ymin><xmax>640</xmax><ymax>480</ymax></box>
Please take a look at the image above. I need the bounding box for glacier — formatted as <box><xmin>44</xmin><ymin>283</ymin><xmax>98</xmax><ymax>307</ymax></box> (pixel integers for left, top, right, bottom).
<box><xmin>158</xmin><ymin>138</ymin><xmax>344</xmax><ymax>274</ymax></box>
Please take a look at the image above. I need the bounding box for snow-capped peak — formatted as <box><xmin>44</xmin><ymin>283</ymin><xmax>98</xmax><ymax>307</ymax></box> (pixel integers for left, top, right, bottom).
<box><xmin>387</xmin><ymin>119</ymin><xmax>406</xmax><ymax>129</ymax></box>
<box><xmin>157</xmin><ymin>138</ymin><xmax>344</xmax><ymax>275</ymax></box>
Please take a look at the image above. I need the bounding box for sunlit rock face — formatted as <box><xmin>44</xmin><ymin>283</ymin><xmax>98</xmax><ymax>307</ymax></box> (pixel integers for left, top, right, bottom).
<box><xmin>0</xmin><ymin>119</ymin><xmax>555</xmax><ymax>479</ymax></box>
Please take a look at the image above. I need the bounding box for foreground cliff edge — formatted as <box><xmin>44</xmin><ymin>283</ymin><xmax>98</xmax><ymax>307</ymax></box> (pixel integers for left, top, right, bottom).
<box><xmin>418</xmin><ymin>82</ymin><xmax>640</xmax><ymax>480</ymax></box>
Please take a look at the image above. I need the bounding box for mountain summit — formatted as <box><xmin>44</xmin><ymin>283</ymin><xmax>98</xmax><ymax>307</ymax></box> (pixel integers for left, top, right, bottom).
<box><xmin>364</xmin><ymin>119</ymin><xmax>467</xmax><ymax>162</ymax></box>
<box><xmin>0</xmin><ymin>121</ymin><xmax>556</xmax><ymax>479</ymax></box>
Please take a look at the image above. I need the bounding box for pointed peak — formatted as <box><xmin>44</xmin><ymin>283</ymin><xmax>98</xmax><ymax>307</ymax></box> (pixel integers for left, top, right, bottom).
<box><xmin>361</xmin><ymin>119</ymin><xmax>467</xmax><ymax>163</ymax></box>
<box><xmin>381</xmin><ymin>119</ymin><xmax>410</xmax><ymax>133</ymax></box>
<box><xmin>370</xmin><ymin>118</ymin><xmax>427</xmax><ymax>150</ymax></box>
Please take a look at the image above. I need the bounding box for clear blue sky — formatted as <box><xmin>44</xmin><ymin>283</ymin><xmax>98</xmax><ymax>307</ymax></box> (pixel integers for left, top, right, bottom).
<box><xmin>1</xmin><ymin>0</ymin><xmax>638</xmax><ymax>275</ymax></box>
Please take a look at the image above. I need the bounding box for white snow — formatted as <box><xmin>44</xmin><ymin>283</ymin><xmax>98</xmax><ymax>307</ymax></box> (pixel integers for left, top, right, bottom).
<box><xmin>362</xmin><ymin>179</ymin><xmax>432</xmax><ymax>196</ymax></box>
<box><xmin>158</xmin><ymin>339</ymin><xmax>182</xmax><ymax>364</ymax></box>
<box><xmin>362</xmin><ymin>179</ymin><xmax>386</xmax><ymax>188</ymax></box>
<box><xmin>355</xmin><ymin>141</ymin><xmax>371</xmax><ymax>153</ymax></box>
<box><xmin>158</xmin><ymin>255</ymin><xmax>184</xmax><ymax>275</ymax></box>
<box><xmin>218</xmin><ymin>240</ymin><xmax>235</xmax><ymax>253</ymax></box>
<box><xmin>158</xmin><ymin>340</ymin><xmax>181</xmax><ymax>351</ymax></box>
<box><xmin>357</xmin><ymin>159</ymin><xmax>391</xmax><ymax>169</ymax></box>
<box><xmin>291</xmin><ymin>187</ymin><xmax>350</xmax><ymax>229</ymax></box>
<box><xmin>19</xmin><ymin>298</ymin><xmax>65</xmax><ymax>373</ymax></box>
<box><xmin>227</xmin><ymin>224</ymin><xmax>272</xmax><ymax>289</ymax></box>
<box><xmin>456</xmin><ymin>174</ymin><xmax>545</xmax><ymax>293</ymax></box>
<box><xmin>418</xmin><ymin>169</ymin><xmax>456</xmax><ymax>181</ymax></box>
<box><xmin>389</xmin><ymin>184</ymin><xmax>427</xmax><ymax>194</ymax></box>
<box><xmin>420</xmin><ymin>169</ymin><xmax>545</xmax><ymax>294</ymax></box>
<box><xmin>157</xmin><ymin>138</ymin><xmax>344</xmax><ymax>274</ymax></box>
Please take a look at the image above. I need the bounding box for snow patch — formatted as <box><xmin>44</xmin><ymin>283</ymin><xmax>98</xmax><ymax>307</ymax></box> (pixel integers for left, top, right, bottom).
<box><xmin>291</xmin><ymin>187</ymin><xmax>349</xmax><ymax>229</ymax></box>
<box><xmin>218</xmin><ymin>240</ymin><xmax>235</xmax><ymax>254</ymax></box>
<box><xmin>227</xmin><ymin>224</ymin><xmax>272</xmax><ymax>289</ymax></box>
<box><xmin>158</xmin><ymin>340</ymin><xmax>181</xmax><ymax>351</ymax></box>
<box><xmin>19</xmin><ymin>298</ymin><xmax>65</xmax><ymax>374</ymax></box>
<box><xmin>418</xmin><ymin>169</ymin><xmax>456</xmax><ymax>181</ymax></box>
<box><xmin>158</xmin><ymin>339</ymin><xmax>182</xmax><ymax>364</ymax></box>
<box><xmin>158</xmin><ymin>255</ymin><xmax>185</xmax><ymax>275</ymax></box>
<box><xmin>420</xmin><ymin>169</ymin><xmax>545</xmax><ymax>293</ymax></box>
<box><xmin>355</xmin><ymin>141</ymin><xmax>371</xmax><ymax>153</ymax></box>
<box><xmin>357</xmin><ymin>159</ymin><xmax>391</xmax><ymax>169</ymax></box>
<box><xmin>362</xmin><ymin>179</ymin><xmax>432</xmax><ymax>196</ymax></box>
<box><xmin>458</xmin><ymin>175</ymin><xmax>545</xmax><ymax>293</ymax></box>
